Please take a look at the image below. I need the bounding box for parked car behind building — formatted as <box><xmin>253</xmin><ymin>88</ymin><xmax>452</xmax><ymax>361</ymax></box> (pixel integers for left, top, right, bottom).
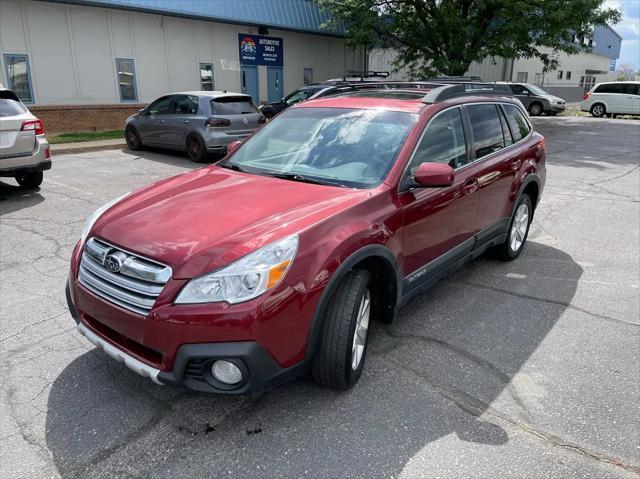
<box><xmin>125</xmin><ymin>91</ymin><xmax>265</xmax><ymax>162</ymax></box>
<box><xmin>0</xmin><ymin>87</ymin><xmax>51</xmax><ymax>188</ymax></box>
<box><xmin>580</xmin><ymin>81</ymin><xmax>640</xmax><ymax>117</ymax></box>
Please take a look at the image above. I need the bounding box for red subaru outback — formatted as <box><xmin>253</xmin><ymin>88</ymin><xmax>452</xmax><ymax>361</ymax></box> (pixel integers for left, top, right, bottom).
<box><xmin>66</xmin><ymin>83</ymin><xmax>545</xmax><ymax>394</ymax></box>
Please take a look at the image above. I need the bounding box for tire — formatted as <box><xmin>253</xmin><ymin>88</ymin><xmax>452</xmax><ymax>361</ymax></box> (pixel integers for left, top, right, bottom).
<box><xmin>312</xmin><ymin>269</ymin><xmax>372</xmax><ymax>389</ymax></box>
<box><xmin>494</xmin><ymin>194</ymin><xmax>532</xmax><ymax>261</ymax></box>
<box><xmin>186</xmin><ymin>134</ymin><xmax>207</xmax><ymax>163</ymax></box>
<box><xmin>15</xmin><ymin>171</ymin><xmax>43</xmax><ymax>189</ymax></box>
<box><xmin>590</xmin><ymin>103</ymin><xmax>606</xmax><ymax>118</ymax></box>
<box><xmin>528</xmin><ymin>102</ymin><xmax>543</xmax><ymax>116</ymax></box>
<box><xmin>125</xmin><ymin>126</ymin><xmax>143</xmax><ymax>151</ymax></box>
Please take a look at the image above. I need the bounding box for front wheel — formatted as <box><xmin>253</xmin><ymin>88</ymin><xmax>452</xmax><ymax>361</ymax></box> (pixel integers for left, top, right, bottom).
<box><xmin>312</xmin><ymin>269</ymin><xmax>372</xmax><ymax>389</ymax></box>
<box><xmin>494</xmin><ymin>194</ymin><xmax>532</xmax><ymax>261</ymax></box>
<box><xmin>125</xmin><ymin>126</ymin><xmax>143</xmax><ymax>151</ymax></box>
<box><xmin>15</xmin><ymin>171</ymin><xmax>43</xmax><ymax>189</ymax></box>
<box><xmin>528</xmin><ymin>102</ymin><xmax>543</xmax><ymax>116</ymax></box>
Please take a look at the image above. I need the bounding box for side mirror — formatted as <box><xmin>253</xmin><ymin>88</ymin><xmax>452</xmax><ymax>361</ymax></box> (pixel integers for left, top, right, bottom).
<box><xmin>414</xmin><ymin>162</ymin><xmax>454</xmax><ymax>187</ymax></box>
<box><xmin>227</xmin><ymin>140</ymin><xmax>243</xmax><ymax>155</ymax></box>
<box><xmin>138</xmin><ymin>108</ymin><xmax>147</xmax><ymax>115</ymax></box>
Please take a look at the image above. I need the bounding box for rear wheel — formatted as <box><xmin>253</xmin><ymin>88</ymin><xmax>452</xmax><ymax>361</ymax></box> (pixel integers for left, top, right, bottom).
<box><xmin>528</xmin><ymin>102</ymin><xmax>543</xmax><ymax>116</ymax></box>
<box><xmin>125</xmin><ymin>126</ymin><xmax>143</xmax><ymax>151</ymax></box>
<box><xmin>590</xmin><ymin>103</ymin><xmax>606</xmax><ymax>118</ymax></box>
<box><xmin>494</xmin><ymin>194</ymin><xmax>532</xmax><ymax>261</ymax></box>
<box><xmin>312</xmin><ymin>269</ymin><xmax>372</xmax><ymax>389</ymax></box>
<box><xmin>186</xmin><ymin>134</ymin><xmax>207</xmax><ymax>163</ymax></box>
<box><xmin>15</xmin><ymin>171</ymin><xmax>43</xmax><ymax>189</ymax></box>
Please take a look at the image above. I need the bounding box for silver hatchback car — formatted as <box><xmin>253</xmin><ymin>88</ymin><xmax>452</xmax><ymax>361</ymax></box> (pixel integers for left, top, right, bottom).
<box><xmin>0</xmin><ymin>88</ymin><xmax>51</xmax><ymax>188</ymax></box>
<box><xmin>125</xmin><ymin>91</ymin><xmax>265</xmax><ymax>162</ymax></box>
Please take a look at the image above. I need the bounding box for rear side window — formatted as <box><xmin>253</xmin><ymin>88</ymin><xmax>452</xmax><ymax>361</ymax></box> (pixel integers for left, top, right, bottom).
<box><xmin>408</xmin><ymin>108</ymin><xmax>468</xmax><ymax>173</ymax></box>
<box><xmin>173</xmin><ymin>95</ymin><xmax>198</xmax><ymax>114</ymax></box>
<box><xmin>466</xmin><ymin>104</ymin><xmax>505</xmax><ymax>159</ymax></box>
<box><xmin>502</xmin><ymin>104</ymin><xmax>531</xmax><ymax>142</ymax></box>
<box><xmin>210</xmin><ymin>97</ymin><xmax>258</xmax><ymax>115</ymax></box>
<box><xmin>0</xmin><ymin>91</ymin><xmax>27</xmax><ymax>117</ymax></box>
<box><xmin>595</xmin><ymin>83</ymin><xmax>628</xmax><ymax>94</ymax></box>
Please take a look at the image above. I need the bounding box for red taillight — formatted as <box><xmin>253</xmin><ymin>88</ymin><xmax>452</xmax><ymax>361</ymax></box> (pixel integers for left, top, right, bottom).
<box><xmin>205</xmin><ymin>117</ymin><xmax>231</xmax><ymax>127</ymax></box>
<box><xmin>21</xmin><ymin>119</ymin><xmax>45</xmax><ymax>136</ymax></box>
<box><xmin>583</xmin><ymin>92</ymin><xmax>592</xmax><ymax>101</ymax></box>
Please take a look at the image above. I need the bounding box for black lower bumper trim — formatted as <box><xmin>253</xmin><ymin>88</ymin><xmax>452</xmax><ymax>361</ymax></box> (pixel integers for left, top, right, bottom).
<box><xmin>0</xmin><ymin>160</ymin><xmax>51</xmax><ymax>177</ymax></box>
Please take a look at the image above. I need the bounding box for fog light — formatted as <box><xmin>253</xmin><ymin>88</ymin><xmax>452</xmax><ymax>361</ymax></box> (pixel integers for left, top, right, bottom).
<box><xmin>211</xmin><ymin>360</ymin><xmax>243</xmax><ymax>385</ymax></box>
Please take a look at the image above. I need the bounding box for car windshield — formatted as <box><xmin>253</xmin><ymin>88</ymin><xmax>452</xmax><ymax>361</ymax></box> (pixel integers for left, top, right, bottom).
<box><xmin>526</xmin><ymin>84</ymin><xmax>548</xmax><ymax>95</ymax></box>
<box><xmin>221</xmin><ymin>107</ymin><xmax>417</xmax><ymax>188</ymax></box>
<box><xmin>285</xmin><ymin>87</ymin><xmax>324</xmax><ymax>105</ymax></box>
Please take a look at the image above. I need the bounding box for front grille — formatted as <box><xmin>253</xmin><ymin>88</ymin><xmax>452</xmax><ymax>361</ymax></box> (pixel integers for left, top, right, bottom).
<box><xmin>78</xmin><ymin>237</ymin><xmax>171</xmax><ymax>316</ymax></box>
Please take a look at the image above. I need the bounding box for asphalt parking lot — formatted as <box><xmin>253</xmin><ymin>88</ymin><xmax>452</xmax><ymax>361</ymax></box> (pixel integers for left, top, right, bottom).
<box><xmin>1</xmin><ymin>116</ymin><xmax>639</xmax><ymax>478</ymax></box>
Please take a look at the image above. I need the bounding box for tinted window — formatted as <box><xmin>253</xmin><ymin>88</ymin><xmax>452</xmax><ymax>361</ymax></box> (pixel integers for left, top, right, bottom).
<box><xmin>211</xmin><ymin>96</ymin><xmax>258</xmax><ymax>115</ymax></box>
<box><xmin>595</xmin><ymin>83</ymin><xmax>624</xmax><ymax>94</ymax></box>
<box><xmin>466</xmin><ymin>104</ymin><xmax>505</xmax><ymax>159</ymax></box>
<box><xmin>0</xmin><ymin>98</ymin><xmax>28</xmax><ymax>117</ymax></box>
<box><xmin>498</xmin><ymin>108</ymin><xmax>513</xmax><ymax>146</ymax></box>
<box><xmin>285</xmin><ymin>88</ymin><xmax>322</xmax><ymax>105</ymax></box>
<box><xmin>510</xmin><ymin>84</ymin><xmax>529</xmax><ymax>95</ymax></box>
<box><xmin>621</xmin><ymin>83</ymin><xmax>639</xmax><ymax>95</ymax></box>
<box><xmin>222</xmin><ymin>108</ymin><xmax>416</xmax><ymax>188</ymax></box>
<box><xmin>173</xmin><ymin>95</ymin><xmax>198</xmax><ymax>114</ymax></box>
<box><xmin>502</xmin><ymin>104</ymin><xmax>531</xmax><ymax>142</ymax></box>
<box><xmin>115</xmin><ymin>58</ymin><xmax>137</xmax><ymax>101</ymax></box>
<box><xmin>4</xmin><ymin>54</ymin><xmax>33</xmax><ymax>103</ymax></box>
<box><xmin>409</xmin><ymin>108</ymin><xmax>467</xmax><ymax>174</ymax></box>
<box><xmin>147</xmin><ymin>96</ymin><xmax>173</xmax><ymax>115</ymax></box>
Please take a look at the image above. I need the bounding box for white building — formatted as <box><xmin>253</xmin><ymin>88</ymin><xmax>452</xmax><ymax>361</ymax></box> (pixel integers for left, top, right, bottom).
<box><xmin>0</xmin><ymin>0</ymin><xmax>365</xmax><ymax>132</ymax></box>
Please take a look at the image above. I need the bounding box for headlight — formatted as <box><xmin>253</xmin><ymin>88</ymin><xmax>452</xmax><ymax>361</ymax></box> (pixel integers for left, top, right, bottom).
<box><xmin>175</xmin><ymin>235</ymin><xmax>298</xmax><ymax>304</ymax></box>
<box><xmin>81</xmin><ymin>193</ymin><xmax>129</xmax><ymax>243</ymax></box>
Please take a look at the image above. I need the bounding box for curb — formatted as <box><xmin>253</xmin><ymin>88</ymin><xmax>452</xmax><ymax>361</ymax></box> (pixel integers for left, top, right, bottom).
<box><xmin>50</xmin><ymin>142</ymin><xmax>128</xmax><ymax>155</ymax></box>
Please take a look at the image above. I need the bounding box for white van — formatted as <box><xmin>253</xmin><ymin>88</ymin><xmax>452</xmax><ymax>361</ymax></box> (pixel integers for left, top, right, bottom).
<box><xmin>580</xmin><ymin>81</ymin><xmax>640</xmax><ymax>117</ymax></box>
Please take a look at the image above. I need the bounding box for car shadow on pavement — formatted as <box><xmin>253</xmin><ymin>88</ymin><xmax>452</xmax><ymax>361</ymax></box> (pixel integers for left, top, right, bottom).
<box><xmin>44</xmin><ymin>242</ymin><xmax>582</xmax><ymax>478</ymax></box>
<box><xmin>121</xmin><ymin>147</ymin><xmax>223</xmax><ymax>169</ymax></box>
<box><xmin>0</xmin><ymin>180</ymin><xmax>44</xmax><ymax>216</ymax></box>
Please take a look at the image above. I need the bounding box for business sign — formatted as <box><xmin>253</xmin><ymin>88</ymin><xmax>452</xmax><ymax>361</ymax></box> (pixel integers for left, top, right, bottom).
<box><xmin>609</xmin><ymin>59</ymin><xmax>616</xmax><ymax>72</ymax></box>
<box><xmin>238</xmin><ymin>34</ymin><xmax>283</xmax><ymax>66</ymax></box>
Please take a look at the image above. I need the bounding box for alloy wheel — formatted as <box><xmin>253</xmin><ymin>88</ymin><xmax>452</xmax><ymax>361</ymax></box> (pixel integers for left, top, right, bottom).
<box><xmin>351</xmin><ymin>288</ymin><xmax>371</xmax><ymax>371</ymax></box>
<box><xmin>509</xmin><ymin>203</ymin><xmax>529</xmax><ymax>253</ymax></box>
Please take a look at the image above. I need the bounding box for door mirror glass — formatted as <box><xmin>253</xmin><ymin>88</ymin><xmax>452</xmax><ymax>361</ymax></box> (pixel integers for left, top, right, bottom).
<box><xmin>227</xmin><ymin>140</ymin><xmax>243</xmax><ymax>155</ymax></box>
<box><xmin>414</xmin><ymin>162</ymin><xmax>454</xmax><ymax>187</ymax></box>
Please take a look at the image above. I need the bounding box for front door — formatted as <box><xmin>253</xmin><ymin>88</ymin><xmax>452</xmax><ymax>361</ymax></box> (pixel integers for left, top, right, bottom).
<box><xmin>267</xmin><ymin>67</ymin><xmax>284</xmax><ymax>103</ymax></box>
<box><xmin>400</xmin><ymin>107</ymin><xmax>479</xmax><ymax>293</ymax></box>
<box><xmin>140</xmin><ymin>95</ymin><xmax>174</xmax><ymax>145</ymax></box>
<box><xmin>240</xmin><ymin>66</ymin><xmax>259</xmax><ymax>105</ymax></box>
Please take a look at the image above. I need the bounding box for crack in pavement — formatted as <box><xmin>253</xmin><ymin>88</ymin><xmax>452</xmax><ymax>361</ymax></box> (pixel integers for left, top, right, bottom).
<box><xmin>457</xmin><ymin>279</ymin><xmax>639</xmax><ymax>327</ymax></box>
<box><xmin>383</xmin><ymin>354</ymin><xmax>640</xmax><ymax>476</ymax></box>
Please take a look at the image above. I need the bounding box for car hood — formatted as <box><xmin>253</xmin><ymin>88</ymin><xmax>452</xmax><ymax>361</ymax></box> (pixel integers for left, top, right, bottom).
<box><xmin>91</xmin><ymin>166</ymin><xmax>370</xmax><ymax>278</ymax></box>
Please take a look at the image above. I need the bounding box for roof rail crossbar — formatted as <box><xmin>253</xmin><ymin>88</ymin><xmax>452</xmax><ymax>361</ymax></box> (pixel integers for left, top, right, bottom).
<box><xmin>421</xmin><ymin>83</ymin><xmax>512</xmax><ymax>103</ymax></box>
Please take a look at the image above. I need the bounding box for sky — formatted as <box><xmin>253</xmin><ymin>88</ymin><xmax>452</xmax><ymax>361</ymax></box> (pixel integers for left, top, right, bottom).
<box><xmin>606</xmin><ymin>0</ymin><xmax>640</xmax><ymax>70</ymax></box>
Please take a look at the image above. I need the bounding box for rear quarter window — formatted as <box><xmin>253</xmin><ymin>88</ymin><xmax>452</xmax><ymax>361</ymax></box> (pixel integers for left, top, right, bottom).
<box><xmin>502</xmin><ymin>104</ymin><xmax>531</xmax><ymax>142</ymax></box>
<box><xmin>211</xmin><ymin>97</ymin><xmax>258</xmax><ymax>115</ymax></box>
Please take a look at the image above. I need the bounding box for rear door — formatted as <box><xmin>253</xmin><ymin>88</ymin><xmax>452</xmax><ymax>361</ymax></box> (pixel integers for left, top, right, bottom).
<box><xmin>400</xmin><ymin>107</ymin><xmax>479</xmax><ymax>292</ymax></box>
<box><xmin>163</xmin><ymin>94</ymin><xmax>200</xmax><ymax>147</ymax></box>
<box><xmin>0</xmin><ymin>91</ymin><xmax>35</xmax><ymax>158</ymax></box>
<box><xmin>509</xmin><ymin>84</ymin><xmax>532</xmax><ymax>109</ymax></box>
<box><xmin>210</xmin><ymin>96</ymin><xmax>261</xmax><ymax>138</ymax></box>
<box><xmin>469</xmin><ymin>103</ymin><xmax>525</xmax><ymax>238</ymax></box>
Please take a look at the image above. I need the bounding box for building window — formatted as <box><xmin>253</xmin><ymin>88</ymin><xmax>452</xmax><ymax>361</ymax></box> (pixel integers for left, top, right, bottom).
<box><xmin>200</xmin><ymin>63</ymin><xmax>213</xmax><ymax>91</ymax></box>
<box><xmin>303</xmin><ymin>67</ymin><xmax>313</xmax><ymax>85</ymax></box>
<box><xmin>115</xmin><ymin>58</ymin><xmax>137</xmax><ymax>102</ymax></box>
<box><xmin>557</xmin><ymin>70</ymin><xmax>563</xmax><ymax>80</ymax></box>
<box><xmin>566</xmin><ymin>71</ymin><xmax>572</xmax><ymax>80</ymax></box>
<box><xmin>3</xmin><ymin>54</ymin><xmax>34</xmax><ymax>103</ymax></box>
<box><xmin>516</xmin><ymin>72</ymin><xmax>528</xmax><ymax>82</ymax></box>
<box><xmin>534</xmin><ymin>73</ymin><xmax>543</xmax><ymax>86</ymax></box>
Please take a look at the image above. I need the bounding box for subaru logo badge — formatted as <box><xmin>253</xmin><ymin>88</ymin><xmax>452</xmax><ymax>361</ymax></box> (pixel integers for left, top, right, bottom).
<box><xmin>104</xmin><ymin>251</ymin><xmax>127</xmax><ymax>273</ymax></box>
<box><xmin>242</xmin><ymin>117</ymin><xmax>249</xmax><ymax>125</ymax></box>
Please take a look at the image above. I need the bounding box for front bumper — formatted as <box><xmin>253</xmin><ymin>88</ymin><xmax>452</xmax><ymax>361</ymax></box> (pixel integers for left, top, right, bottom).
<box><xmin>66</xmin><ymin>280</ymin><xmax>307</xmax><ymax>394</ymax></box>
<box><xmin>545</xmin><ymin>104</ymin><xmax>566</xmax><ymax>113</ymax></box>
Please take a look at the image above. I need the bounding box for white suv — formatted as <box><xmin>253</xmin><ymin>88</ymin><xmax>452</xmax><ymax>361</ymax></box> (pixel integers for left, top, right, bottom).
<box><xmin>0</xmin><ymin>88</ymin><xmax>51</xmax><ymax>188</ymax></box>
<box><xmin>580</xmin><ymin>81</ymin><xmax>640</xmax><ymax>118</ymax></box>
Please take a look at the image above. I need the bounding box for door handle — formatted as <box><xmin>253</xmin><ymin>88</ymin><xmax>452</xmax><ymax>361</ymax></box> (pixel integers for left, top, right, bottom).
<box><xmin>463</xmin><ymin>179</ymin><xmax>478</xmax><ymax>195</ymax></box>
<box><xmin>158</xmin><ymin>119</ymin><xmax>165</xmax><ymax>124</ymax></box>
<box><xmin>182</xmin><ymin>120</ymin><xmax>189</xmax><ymax>123</ymax></box>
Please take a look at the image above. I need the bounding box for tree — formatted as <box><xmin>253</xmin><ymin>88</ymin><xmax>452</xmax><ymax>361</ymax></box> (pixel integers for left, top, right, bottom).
<box><xmin>615</xmin><ymin>63</ymin><xmax>637</xmax><ymax>81</ymax></box>
<box><xmin>321</xmin><ymin>0</ymin><xmax>621</xmax><ymax>78</ymax></box>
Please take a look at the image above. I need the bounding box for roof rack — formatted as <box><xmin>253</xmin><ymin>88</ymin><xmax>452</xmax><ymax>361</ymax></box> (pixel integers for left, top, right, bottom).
<box><xmin>420</xmin><ymin>82</ymin><xmax>513</xmax><ymax>103</ymax></box>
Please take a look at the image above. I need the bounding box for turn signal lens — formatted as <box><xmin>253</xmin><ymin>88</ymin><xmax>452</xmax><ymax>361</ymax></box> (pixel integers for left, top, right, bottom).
<box><xmin>267</xmin><ymin>259</ymin><xmax>292</xmax><ymax>289</ymax></box>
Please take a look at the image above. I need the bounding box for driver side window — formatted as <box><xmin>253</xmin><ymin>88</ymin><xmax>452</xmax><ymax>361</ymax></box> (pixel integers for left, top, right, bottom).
<box><xmin>147</xmin><ymin>96</ymin><xmax>173</xmax><ymax>115</ymax></box>
<box><xmin>407</xmin><ymin>108</ymin><xmax>468</xmax><ymax>177</ymax></box>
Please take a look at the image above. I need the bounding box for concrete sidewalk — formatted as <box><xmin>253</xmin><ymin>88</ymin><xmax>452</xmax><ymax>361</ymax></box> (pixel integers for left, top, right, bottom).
<box><xmin>50</xmin><ymin>137</ymin><xmax>127</xmax><ymax>155</ymax></box>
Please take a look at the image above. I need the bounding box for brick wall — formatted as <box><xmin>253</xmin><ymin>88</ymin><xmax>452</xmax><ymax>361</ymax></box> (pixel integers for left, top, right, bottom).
<box><xmin>29</xmin><ymin>103</ymin><xmax>148</xmax><ymax>134</ymax></box>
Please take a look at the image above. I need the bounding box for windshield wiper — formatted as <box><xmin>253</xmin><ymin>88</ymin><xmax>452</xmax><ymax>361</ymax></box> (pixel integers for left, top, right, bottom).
<box><xmin>266</xmin><ymin>172</ymin><xmax>347</xmax><ymax>188</ymax></box>
<box><xmin>217</xmin><ymin>162</ymin><xmax>246</xmax><ymax>172</ymax></box>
